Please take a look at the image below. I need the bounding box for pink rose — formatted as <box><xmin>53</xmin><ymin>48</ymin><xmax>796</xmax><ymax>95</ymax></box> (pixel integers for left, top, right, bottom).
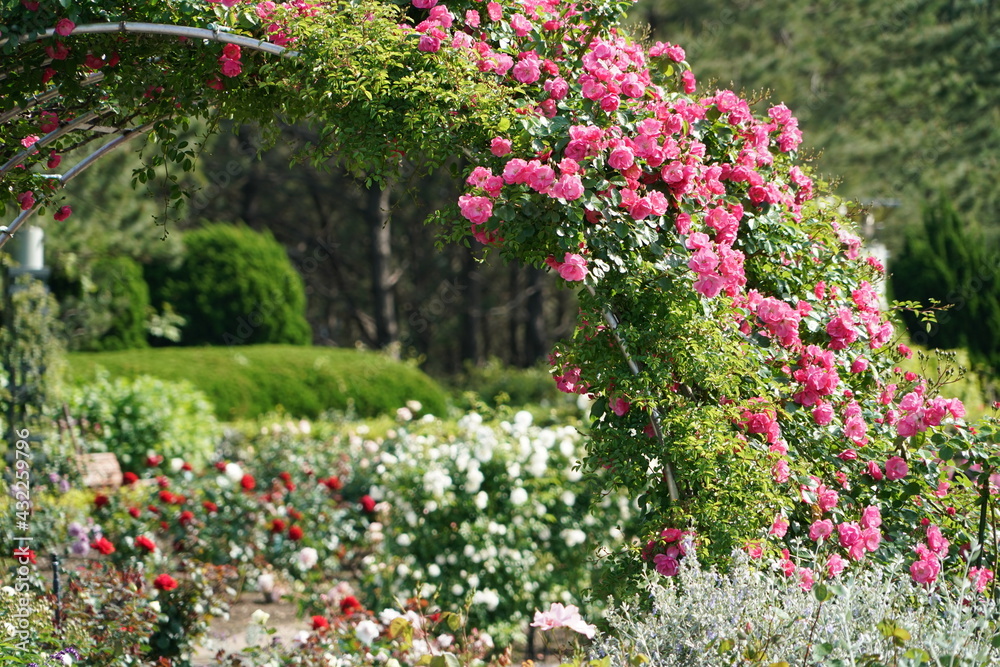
<box><xmin>885</xmin><ymin>456</ymin><xmax>908</xmax><ymax>481</ymax></box>
<box><xmin>816</xmin><ymin>486</ymin><xmax>838</xmax><ymax>513</ymax></box>
<box><xmin>511</xmin><ymin>59</ymin><xmax>540</xmax><ymax>84</ymax></box>
<box><xmin>413</xmin><ymin>0</ymin><xmax>438</xmax><ymax>7</ymax></box>
<box><xmin>826</xmin><ymin>554</ymin><xmax>847</xmax><ymax>578</ymax></box>
<box><xmin>836</xmin><ymin>522</ymin><xmax>861</xmax><ymax>549</ymax></box>
<box><xmin>969</xmin><ymin>567</ymin><xmax>994</xmax><ymax>593</ymax></box>
<box><xmin>769</xmin><ymin>516</ymin><xmax>788</xmax><ymax>538</ymax></box>
<box><xmin>54</xmin><ymin>18</ymin><xmax>75</xmax><ymax>36</ymax></box>
<box><xmin>809</xmin><ymin>519</ymin><xmax>833</xmax><ymax>542</ymax></box>
<box><xmin>417</xmin><ymin>35</ymin><xmax>441</xmax><ymax>52</ymax></box>
<box><xmin>812</xmin><ymin>402</ymin><xmax>834</xmax><ymax>425</ymax></box>
<box><xmin>557</xmin><ymin>253</ymin><xmax>587</xmax><ymax>282</ymax></box>
<box><xmin>653</xmin><ymin>554</ymin><xmax>678</xmax><ymax>576</ymax></box>
<box><xmin>611</xmin><ymin>396</ymin><xmax>630</xmax><ymax>416</ymax></box>
<box><xmin>660</xmin><ymin>527</ymin><xmax>683</xmax><ymax>542</ymax></box>
<box><xmin>17</xmin><ymin>191</ymin><xmax>35</xmax><ymax>211</ymax></box>
<box><xmin>490</xmin><ymin>137</ymin><xmax>512</xmax><ymax>157</ymax></box>
<box><xmin>53</xmin><ymin>205</ymin><xmax>72</xmax><ymax>221</ymax></box>
<box><xmin>771</xmin><ymin>459</ymin><xmax>790</xmax><ymax>484</ymax></box>
<box><xmin>861</xmin><ymin>527</ymin><xmax>881</xmax><ymax>552</ymax></box>
<box><xmin>607</xmin><ymin>145</ymin><xmax>635</xmax><ymax>170</ymax></box>
<box><xmin>220</xmin><ymin>59</ymin><xmax>242</xmax><ymax>77</ymax></box>
<box><xmin>798</xmin><ymin>567</ymin><xmax>815</xmax><ymax>591</ymax></box>
<box><xmin>866</xmin><ymin>461</ymin><xmax>883</xmax><ymax>481</ymax></box>
<box><xmin>458</xmin><ymin>195</ymin><xmax>492</xmax><ymax>225</ymax></box>
<box><xmin>860</xmin><ymin>506</ymin><xmax>881</xmax><ymax>530</ymax></box>
<box><xmin>910</xmin><ymin>557</ymin><xmax>940</xmax><ymax>585</ymax></box>
<box><xmin>550</xmin><ymin>173</ymin><xmax>583</xmax><ymax>201</ymax></box>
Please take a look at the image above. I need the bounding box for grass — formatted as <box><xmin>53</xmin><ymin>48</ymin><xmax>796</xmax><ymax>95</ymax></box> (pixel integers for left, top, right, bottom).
<box><xmin>66</xmin><ymin>345</ymin><xmax>450</xmax><ymax>421</ymax></box>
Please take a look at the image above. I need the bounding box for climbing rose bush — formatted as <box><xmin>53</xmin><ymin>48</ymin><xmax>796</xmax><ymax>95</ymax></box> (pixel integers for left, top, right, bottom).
<box><xmin>3</xmin><ymin>0</ymin><xmax>999</xmax><ymax>598</ymax></box>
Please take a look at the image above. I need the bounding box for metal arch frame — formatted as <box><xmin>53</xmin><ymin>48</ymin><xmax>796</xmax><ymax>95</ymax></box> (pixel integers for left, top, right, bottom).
<box><xmin>0</xmin><ymin>21</ymin><xmax>294</xmax><ymax>57</ymax></box>
<box><xmin>0</xmin><ymin>21</ymin><xmax>299</xmax><ymax>249</ymax></box>
<box><xmin>0</xmin><ymin>122</ymin><xmax>158</xmax><ymax>248</ymax></box>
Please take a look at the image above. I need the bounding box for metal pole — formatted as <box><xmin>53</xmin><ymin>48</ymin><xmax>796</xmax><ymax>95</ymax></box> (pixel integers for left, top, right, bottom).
<box><xmin>51</xmin><ymin>553</ymin><xmax>61</xmax><ymax>630</ymax></box>
<box><xmin>587</xmin><ymin>285</ymin><xmax>680</xmax><ymax>502</ymax></box>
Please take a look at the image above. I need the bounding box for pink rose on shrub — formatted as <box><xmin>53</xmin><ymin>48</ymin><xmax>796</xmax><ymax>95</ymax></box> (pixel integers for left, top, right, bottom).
<box><xmin>418</xmin><ymin>35</ymin><xmax>441</xmax><ymax>52</ymax></box>
<box><xmin>17</xmin><ymin>191</ymin><xmax>35</xmax><ymax>210</ymax></box>
<box><xmin>860</xmin><ymin>505</ymin><xmax>882</xmax><ymax>530</ymax></box>
<box><xmin>969</xmin><ymin>567</ymin><xmax>994</xmax><ymax>593</ymax></box>
<box><xmin>798</xmin><ymin>567</ymin><xmax>815</xmax><ymax>591</ymax></box>
<box><xmin>866</xmin><ymin>460</ymin><xmax>884</xmax><ymax>480</ymax></box>
<box><xmin>220</xmin><ymin>59</ymin><xmax>242</xmax><ymax>77</ymax></box>
<box><xmin>816</xmin><ymin>486</ymin><xmax>838</xmax><ymax>512</ymax></box>
<box><xmin>771</xmin><ymin>459</ymin><xmax>790</xmax><ymax>483</ymax></box>
<box><xmin>769</xmin><ymin>515</ymin><xmax>788</xmax><ymax>538</ymax></box>
<box><xmin>557</xmin><ymin>253</ymin><xmax>587</xmax><ymax>282</ymax></box>
<box><xmin>53</xmin><ymin>205</ymin><xmax>72</xmax><ymax>221</ymax></box>
<box><xmin>837</xmin><ymin>522</ymin><xmax>862</xmax><ymax>549</ymax></box>
<box><xmin>910</xmin><ymin>556</ymin><xmax>940</xmax><ymax>585</ymax></box>
<box><xmin>809</xmin><ymin>519</ymin><xmax>833</xmax><ymax>541</ymax></box>
<box><xmin>54</xmin><ymin>18</ymin><xmax>75</xmax><ymax>35</ymax></box>
<box><xmin>826</xmin><ymin>554</ymin><xmax>847</xmax><ymax>578</ymax></box>
<box><xmin>653</xmin><ymin>554</ymin><xmax>679</xmax><ymax>576</ymax></box>
<box><xmin>812</xmin><ymin>401</ymin><xmax>834</xmax><ymax>425</ymax></box>
<box><xmin>458</xmin><ymin>195</ymin><xmax>492</xmax><ymax>224</ymax></box>
<box><xmin>885</xmin><ymin>456</ymin><xmax>908</xmax><ymax>481</ymax></box>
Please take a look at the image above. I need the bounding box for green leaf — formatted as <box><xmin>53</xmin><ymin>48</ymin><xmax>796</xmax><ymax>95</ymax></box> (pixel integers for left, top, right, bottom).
<box><xmin>718</xmin><ymin>639</ymin><xmax>735</xmax><ymax>653</ymax></box>
<box><xmin>429</xmin><ymin>655</ymin><xmax>460</xmax><ymax>667</ymax></box>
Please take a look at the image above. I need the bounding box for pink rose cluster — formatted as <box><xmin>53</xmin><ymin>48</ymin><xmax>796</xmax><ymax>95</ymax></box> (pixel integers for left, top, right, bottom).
<box><xmin>807</xmin><ymin>505</ymin><xmax>882</xmax><ymax>562</ymax></box>
<box><xmin>642</xmin><ymin>527</ymin><xmax>692</xmax><ymax>577</ymax></box>
<box><xmin>910</xmin><ymin>524</ymin><xmax>950</xmax><ymax>585</ymax></box>
<box><xmin>545</xmin><ymin>252</ymin><xmax>588</xmax><ymax>282</ymax></box>
<box><xmin>219</xmin><ymin>43</ymin><xmax>242</xmax><ymax>77</ymax></box>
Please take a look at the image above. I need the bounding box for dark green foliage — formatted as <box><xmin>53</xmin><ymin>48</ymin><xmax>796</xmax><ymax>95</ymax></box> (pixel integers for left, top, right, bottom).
<box><xmin>65</xmin><ymin>345</ymin><xmax>450</xmax><ymax>420</ymax></box>
<box><xmin>90</xmin><ymin>257</ymin><xmax>151</xmax><ymax>351</ymax></box>
<box><xmin>891</xmin><ymin>196</ymin><xmax>1000</xmax><ymax>370</ymax></box>
<box><xmin>160</xmin><ymin>223</ymin><xmax>311</xmax><ymax>346</ymax></box>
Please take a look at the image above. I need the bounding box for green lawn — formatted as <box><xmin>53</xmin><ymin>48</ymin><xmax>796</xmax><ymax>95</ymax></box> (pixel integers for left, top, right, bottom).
<box><xmin>66</xmin><ymin>345</ymin><xmax>450</xmax><ymax>421</ymax></box>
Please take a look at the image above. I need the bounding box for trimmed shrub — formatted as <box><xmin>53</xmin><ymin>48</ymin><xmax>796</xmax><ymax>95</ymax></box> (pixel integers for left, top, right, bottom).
<box><xmin>65</xmin><ymin>345</ymin><xmax>450</xmax><ymax>420</ymax></box>
<box><xmin>160</xmin><ymin>223</ymin><xmax>311</xmax><ymax>346</ymax></box>
<box><xmin>90</xmin><ymin>256</ymin><xmax>150</xmax><ymax>351</ymax></box>
<box><xmin>67</xmin><ymin>371</ymin><xmax>220</xmax><ymax>472</ymax></box>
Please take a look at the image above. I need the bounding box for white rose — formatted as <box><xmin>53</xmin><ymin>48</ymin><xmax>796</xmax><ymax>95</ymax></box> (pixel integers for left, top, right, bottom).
<box><xmin>224</xmin><ymin>463</ymin><xmax>244</xmax><ymax>483</ymax></box>
<box><xmin>251</xmin><ymin>609</ymin><xmax>270</xmax><ymax>625</ymax></box>
<box><xmin>355</xmin><ymin>619</ymin><xmax>381</xmax><ymax>646</ymax></box>
<box><xmin>509</xmin><ymin>487</ymin><xmax>528</xmax><ymax>506</ymax></box>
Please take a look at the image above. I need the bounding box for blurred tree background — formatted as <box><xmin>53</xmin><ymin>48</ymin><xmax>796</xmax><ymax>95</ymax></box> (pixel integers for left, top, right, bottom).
<box><xmin>18</xmin><ymin>0</ymin><xmax>1000</xmax><ymax>387</ymax></box>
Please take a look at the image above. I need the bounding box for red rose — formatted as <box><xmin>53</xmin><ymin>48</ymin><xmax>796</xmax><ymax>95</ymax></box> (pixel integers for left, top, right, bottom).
<box><xmin>241</xmin><ymin>474</ymin><xmax>256</xmax><ymax>491</ymax></box>
<box><xmin>311</xmin><ymin>615</ymin><xmax>329</xmax><ymax>630</ymax></box>
<box><xmin>215</xmin><ymin>461</ymin><xmax>228</xmax><ymax>472</ymax></box>
<box><xmin>360</xmin><ymin>495</ymin><xmax>376</xmax><ymax>513</ymax></box>
<box><xmin>146</xmin><ymin>454</ymin><xmax>164</xmax><ymax>467</ymax></box>
<box><xmin>123</xmin><ymin>472</ymin><xmax>139</xmax><ymax>485</ymax></box>
<box><xmin>154</xmin><ymin>574</ymin><xmax>178</xmax><ymax>591</ymax></box>
<box><xmin>322</xmin><ymin>476</ymin><xmax>343</xmax><ymax>491</ymax></box>
<box><xmin>270</xmin><ymin>518</ymin><xmax>286</xmax><ymax>534</ymax></box>
<box><xmin>136</xmin><ymin>536</ymin><xmax>157</xmax><ymax>553</ymax></box>
<box><xmin>181</xmin><ymin>462</ymin><xmax>193</xmax><ymax>472</ymax></box>
<box><xmin>91</xmin><ymin>537</ymin><xmax>115</xmax><ymax>555</ymax></box>
<box><xmin>178</xmin><ymin>511</ymin><xmax>194</xmax><ymax>526</ymax></box>
<box><xmin>288</xmin><ymin>508</ymin><xmax>302</xmax><ymax>521</ymax></box>
<box><xmin>202</xmin><ymin>501</ymin><xmax>218</xmax><ymax>513</ymax></box>
<box><xmin>339</xmin><ymin>595</ymin><xmax>362</xmax><ymax>615</ymax></box>
<box><xmin>288</xmin><ymin>525</ymin><xmax>304</xmax><ymax>541</ymax></box>
<box><xmin>279</xmin><ymin>471</ymin><xmax>292</xmax><ymax>483</ymax></box>
<box><xmin>158</xmin><ymin>491</ymin><xmax>176</xmax><ymax>505</ymax></box>
<box><xmin>128</xmin><ymin>507</ymin><xmax>141</xmax><ymax>519</ymax></box>
<box><xmin>94</xmin><ymin>494</ymin><xmax>110</xmax><ymax>508</ymax></box>
<box><xmin>147</xmin><ymin>505</ymin><xmax>160</xmax><ymax>515</ymax></box>
<box><xmin>157</xmin><ymin>476</ymin><xmax>170</xmax><ymax>488</ymax></box>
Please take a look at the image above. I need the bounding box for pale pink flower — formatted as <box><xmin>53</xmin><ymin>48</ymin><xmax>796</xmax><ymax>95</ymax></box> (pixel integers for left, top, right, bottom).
<box><xmin>458</xmin><ymin>195</ymin><xmax>492</xmax><ymax>224</ymax></box>
<box><xmin>885</xmin><ymin>456</ymin><xmax>908</xmax><ymax>481</ymax></box>
<box><xmin>860</xmin><ymin>506</ymin><xmax>882</xmax><ymax>530</ymax></box>
<box><xmin>836</xmin><ymin>522</ymin><xmax>861</xmax><ymax>549</ymax></box>
<box><xmin>769</xmin><ymin>516</ymin><xmax>788</xmax><ymax>538</ymax></box>
<box><xmin>530</xmin><ymin>603</ymin><xmax>596</xmax><ymax>638</ymax></box>
<box><xmin>653</xmin><ymin>554</ymin><xmax>679</xmax><ymax>576</ymax></box>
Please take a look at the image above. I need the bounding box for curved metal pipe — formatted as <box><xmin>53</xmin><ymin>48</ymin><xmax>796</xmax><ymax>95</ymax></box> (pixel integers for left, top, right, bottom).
<box><xmin>0</xmin><ymin>72</ymin><xmax>106</xmax><ymax>125</ymax></box>
<box><xmin>0</xmin><ymin>122</ymin><xmax>156</xmax><ymax>249</ymax></box>
<box><xmin>0</xmin><ymin>111</ymin><xmax>104</xmax><ymax>176</ymax></box>
<box><xmin>0</xmin><ymin>22</ymin><xmax>293</xmax><ymax>57</ymax></box>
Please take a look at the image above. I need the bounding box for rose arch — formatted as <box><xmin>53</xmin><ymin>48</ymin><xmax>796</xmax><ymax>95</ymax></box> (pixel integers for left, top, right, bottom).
<box><xmin>2</xmin><ymin>0</ymin><xmax>998</xmax><ymax>592</ymax></box>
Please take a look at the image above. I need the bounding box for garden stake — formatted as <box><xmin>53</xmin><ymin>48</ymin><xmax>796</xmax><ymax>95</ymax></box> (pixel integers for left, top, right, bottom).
<box><xmin>588</xmin><ymin>285</ymin><xmax>680</xmax><ymax>502</ymax></box>
<box><xmin>51</xmin><ymin>552</ymin><xmax>61</xmax><ymax>631</ymax></box>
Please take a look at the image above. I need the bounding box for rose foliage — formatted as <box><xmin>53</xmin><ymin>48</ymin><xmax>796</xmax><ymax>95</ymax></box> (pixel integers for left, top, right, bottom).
<box><xmin>2</xmin><ymin>0</ymin><xmax>1000</xmax><ymax>594</ymax></box>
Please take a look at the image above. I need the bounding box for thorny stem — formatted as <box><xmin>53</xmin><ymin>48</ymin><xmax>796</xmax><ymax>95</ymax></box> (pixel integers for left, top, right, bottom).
<box><xmin>801</xmin><ymin>599</ymin><xmax>824</xmax><ymax>665</ymax></box>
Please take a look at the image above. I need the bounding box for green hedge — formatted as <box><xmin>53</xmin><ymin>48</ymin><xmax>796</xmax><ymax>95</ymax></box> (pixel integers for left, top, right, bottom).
<box><xmin>66</xmin><ymin>345</ymin><xmax>449</xmax><ymax>421</ymax></box>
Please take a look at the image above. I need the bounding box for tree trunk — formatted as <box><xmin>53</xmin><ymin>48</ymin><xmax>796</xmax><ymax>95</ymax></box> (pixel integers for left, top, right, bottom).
<box><xmin>525</xmin><ymin>266</ymin><xmax>546</xmax><ymax>364</ymax></box>
<box><xmin>460</xmin><ymin>246</ymin><xmax>483</xmax><ymax>366</ymax></box>
<box><xmin>367</xmin><ymin>184</ymin><xmax>399</xmax><ymax>355</ymax></box>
